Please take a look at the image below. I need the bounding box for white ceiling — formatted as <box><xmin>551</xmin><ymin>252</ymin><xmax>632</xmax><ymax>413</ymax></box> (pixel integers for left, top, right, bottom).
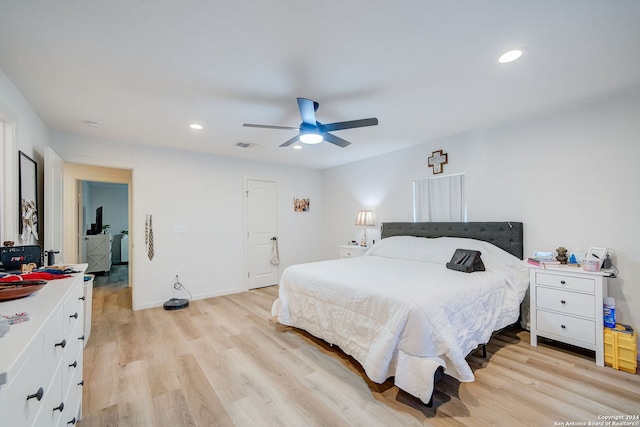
<box><xmin>1</xmin><ymin>1</ymin><xmax>639</xmax><ymax>169</ymax></box>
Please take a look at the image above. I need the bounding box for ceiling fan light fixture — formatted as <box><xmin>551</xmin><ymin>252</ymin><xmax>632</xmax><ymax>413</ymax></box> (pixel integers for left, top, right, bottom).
<box><xmin>498</xmin><ymin>49</ymin><xmax>524</xmax><ymax>64</ymax></box>
<box><xmin>244</xmin><ymin>97</ymin><xmax>378</xmax><ymax>148</ymax></box>
<box><xmin>299</xmin><ymin>132</ymin><xmax>323</xmax><ymax>144</ymax></box>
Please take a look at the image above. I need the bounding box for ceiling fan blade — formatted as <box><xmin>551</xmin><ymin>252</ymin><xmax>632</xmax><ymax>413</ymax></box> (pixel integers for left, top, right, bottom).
<box><xmin>297</xmin><ymin>98</ymin><xmax>318</xmax><ymax>126</ymax></box>
<box><xmin>323</xmin><ymin>132</ymin><xmax>351</xmax><ymax>148</ymax></box>
<box><xmin>323</xmin><ymin>117</ymin><xmax>378</xmax><ymax>132</ymax></box>
<box><xmin>243</xmin><ymin>123</ymin><xmax>299</xmax><ymax>130</ymax></box>
<box><xmin>279</xmin><ymin>135</ymin><xmax>300</xmax><ymax>147</ymax></box>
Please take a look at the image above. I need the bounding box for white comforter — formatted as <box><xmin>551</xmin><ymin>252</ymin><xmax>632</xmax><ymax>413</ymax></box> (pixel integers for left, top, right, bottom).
<box><xmin>272</xmin><ymin>236</ymin><xmax>529</xmax><ymax>403</ymax></box>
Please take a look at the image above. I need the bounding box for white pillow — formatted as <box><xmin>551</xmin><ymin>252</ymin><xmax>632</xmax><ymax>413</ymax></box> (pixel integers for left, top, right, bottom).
<box><xmin>365</xmin><ymin>235</ymin><xmax>519</xmax><ymax>268</ymax></box>
<box><xmin>365</xmin><ymin>235</ymin><xmax>529</xmax><ymax>298</ymax></box>
<box><xmin>364</xmin><ymin>235</ymin><xmax>445</xmax><ymax>263</ymax></box>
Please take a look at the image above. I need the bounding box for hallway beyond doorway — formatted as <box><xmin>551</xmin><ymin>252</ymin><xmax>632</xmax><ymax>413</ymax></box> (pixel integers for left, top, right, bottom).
<box><xmin>93</xmin><ymin>263</ymin><xmax>128</xmax><ymax>290</ymax></box>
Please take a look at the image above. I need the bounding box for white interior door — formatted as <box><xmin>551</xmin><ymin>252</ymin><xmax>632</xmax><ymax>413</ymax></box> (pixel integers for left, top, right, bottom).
<box><xmin>246</xmin><ymin>179</ymin><xmax>278</xmax><ymax>289</ymax></box>
<box><xmin>44</xmin><ymin>147</ymin><xmax>64</xmax><ymax>263</ymax></box>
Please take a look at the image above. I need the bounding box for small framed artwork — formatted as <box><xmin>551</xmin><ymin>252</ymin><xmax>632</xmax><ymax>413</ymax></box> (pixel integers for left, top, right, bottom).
<box><xmin>19</xmin><ymin>151</ymin><xmax>39</xmax><ymax>244</ymax></box>
<box><xmin>294</xmin><ymin>198</ymin><xmax>310</xmax><ymax>212</ymax></box>
<box><xmin>586</xmin><ymin>247</ymin><xmax>608</xmax><ymax>266</ymax></box>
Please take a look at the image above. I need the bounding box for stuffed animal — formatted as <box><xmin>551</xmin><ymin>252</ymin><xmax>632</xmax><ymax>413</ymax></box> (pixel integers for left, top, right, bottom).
<box><xmin>556</xmin><ymin>246</ymin><xmax>568</xmax><ymax>264</ymax></box>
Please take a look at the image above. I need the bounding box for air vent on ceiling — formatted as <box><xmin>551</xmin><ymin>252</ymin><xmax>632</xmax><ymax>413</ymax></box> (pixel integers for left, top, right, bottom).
<box><xmin>85</xmin><ymin>120</ymin><xmax>102</xmax><ymax>128</ymax></box>
<box><xmin>235</xmin><ymin>142</ymin><xmax>257</xmax><ymax>149</ymax></box>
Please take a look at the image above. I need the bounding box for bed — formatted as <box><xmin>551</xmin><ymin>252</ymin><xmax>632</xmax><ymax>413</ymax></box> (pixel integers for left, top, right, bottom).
<box><xmin>271</xmin><ymin>221</ymin><xmax>528</xmax><ymax>405</ymax></box>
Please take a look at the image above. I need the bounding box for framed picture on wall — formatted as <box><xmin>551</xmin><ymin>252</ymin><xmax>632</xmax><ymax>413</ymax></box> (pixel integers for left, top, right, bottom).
<box><xmin>293</xmin><ymin>197</ymin><xmax>310</xmax><ymax>212</ymax></box>
<box><xmin>19</xmin><ymin>151</ymin><xmax>39</xmax><ymax>244</ymax></box>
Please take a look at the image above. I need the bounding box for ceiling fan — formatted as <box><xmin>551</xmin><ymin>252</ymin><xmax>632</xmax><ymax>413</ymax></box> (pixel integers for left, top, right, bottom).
<box><xmin>243</xmin><ymin>97</ymin><xmax>378</xmax><ymax>148</ymax></box>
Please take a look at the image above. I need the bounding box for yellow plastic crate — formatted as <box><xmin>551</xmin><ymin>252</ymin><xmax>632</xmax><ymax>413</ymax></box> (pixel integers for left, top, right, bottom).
<box><xmin>604</xmin><ymin>324</ymin><xmax>637</xmax><ymax>373</ymax></box>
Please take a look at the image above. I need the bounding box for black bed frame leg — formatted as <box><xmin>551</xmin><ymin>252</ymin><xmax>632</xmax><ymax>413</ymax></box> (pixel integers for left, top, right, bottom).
<box><xmin>426</xmin><ymin>366</ymin><xmax>444</xmax><ymax>407</ymax></box>
<box><xmin>482</xmin><ymin>343</ymin><xmax>487</xmax><ymax>358</ymax></box>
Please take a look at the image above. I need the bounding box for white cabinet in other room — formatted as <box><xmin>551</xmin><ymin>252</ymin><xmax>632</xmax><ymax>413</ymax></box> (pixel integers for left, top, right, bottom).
<box><xmin>84</xmin><ymin>234</ymin><xmax>112</xmax><ymax>274</ymax></box>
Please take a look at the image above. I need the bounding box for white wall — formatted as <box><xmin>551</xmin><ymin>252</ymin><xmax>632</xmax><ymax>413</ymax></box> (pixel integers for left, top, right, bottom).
<box><xmin>50</xmin><ymin>134</ymin><xmax>323</xmax><ymax>310</ymax></box>
<box><xmin>0</xmin><ymin>70</ymin><xmax>49</xmax><ymax>244</ymax></box>
<box><xmin>321</xmin><ymin>86</ymin><xmax>640</xmax><ymax>336</ymax></box>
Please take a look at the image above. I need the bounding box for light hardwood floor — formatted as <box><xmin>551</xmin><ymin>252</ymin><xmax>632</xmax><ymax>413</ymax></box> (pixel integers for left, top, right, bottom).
<box><xmin>79</xmin><ymin>283</ymin><xmax>640</xmax><ymax>427</ymax></box>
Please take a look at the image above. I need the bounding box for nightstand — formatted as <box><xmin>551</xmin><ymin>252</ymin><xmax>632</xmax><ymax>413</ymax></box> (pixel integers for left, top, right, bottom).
<box><xmin>338</xmin><ymin>245</ymin><xmax>369</xmax><ymax>258</ymax></box>
<box><xmin>529</xmin><ymin>266</ymin><xmax>610</xmax><ymax>366</ymax></box>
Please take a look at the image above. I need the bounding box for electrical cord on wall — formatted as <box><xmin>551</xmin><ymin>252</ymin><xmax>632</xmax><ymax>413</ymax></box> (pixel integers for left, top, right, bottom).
<box><xmin>605</xmin><ymin>264</ymin><xmax>619</xmax><ymax>278</ymax></box>
<box><xmin>172</xmin><ymin>274</ymin><xmax>192</xmax><ymax>301</ymax></box>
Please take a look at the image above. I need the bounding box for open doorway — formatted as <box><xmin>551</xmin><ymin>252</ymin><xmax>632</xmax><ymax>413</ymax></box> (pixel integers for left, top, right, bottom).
<box><xmin>80</xmin><ymin>181</ymin><xmax>129</xmax><ymax>289</ymax></box>
<box><xmin>62</xmin><ymin>164</ymin><xmax>133</xmax><ymax>306</ymax></box>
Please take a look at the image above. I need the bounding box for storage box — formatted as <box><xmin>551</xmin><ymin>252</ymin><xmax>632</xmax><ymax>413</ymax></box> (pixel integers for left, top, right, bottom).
<box><xmin>0</xmin><ymin>245</ymin><xmax>42</xmax><ymax>271</ymax></box>
<box><xmin>604</xmin><ymin>324</ymin><xmax>637</xmax><ymax>373</ymax></box>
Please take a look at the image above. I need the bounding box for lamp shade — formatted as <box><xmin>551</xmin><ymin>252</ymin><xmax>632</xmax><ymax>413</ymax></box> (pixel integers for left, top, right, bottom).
<box><xmin>355</xmin><ymin>210</ymin><xmax>375</xmax><ymax>226</ymax></box>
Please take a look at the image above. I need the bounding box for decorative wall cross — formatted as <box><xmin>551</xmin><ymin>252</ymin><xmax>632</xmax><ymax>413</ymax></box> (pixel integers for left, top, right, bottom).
<box><xmin>428</xmin><ymin>150</ymin><xmax>448</xmax><ymax>174</ymax></box>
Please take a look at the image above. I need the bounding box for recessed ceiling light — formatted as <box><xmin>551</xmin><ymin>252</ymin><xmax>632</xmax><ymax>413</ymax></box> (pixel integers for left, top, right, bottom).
<box><xmin>189</xmin><ymin>123</ymin><xmax>203</xmax><ymax>130</ymax></box>
<box><xmin>498</xmin><ymin>49</ymin><xmax>524</xmax><ymax>64</ymax></box>
<box><xmin>85</xmin><ymin>120</ymin><xmax>102</xmax><ymax>128</ymax></box>
<box><xmin>292</xmin><ymin>145</ymin><xmax>302</xmax><ymax>150</ymax></box>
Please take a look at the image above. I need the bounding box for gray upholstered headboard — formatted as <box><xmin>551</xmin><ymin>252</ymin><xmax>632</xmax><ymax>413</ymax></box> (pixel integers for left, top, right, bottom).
<box><xmin>380</xmin><ymin>222</ymin><xmax>524</xmax><ymax>260</ymax></box>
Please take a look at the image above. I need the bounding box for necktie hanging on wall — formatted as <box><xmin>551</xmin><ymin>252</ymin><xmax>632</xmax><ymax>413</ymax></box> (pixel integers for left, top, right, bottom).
<box><xmin>146</xmin><ymin>214</ymin><xmax>154</xmax><ymax>260</ymax></box>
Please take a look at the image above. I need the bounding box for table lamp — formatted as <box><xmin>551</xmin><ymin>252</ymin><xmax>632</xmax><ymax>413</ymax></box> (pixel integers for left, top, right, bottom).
<box><xmin>355</xmin><ymin>210</ymin><xmax>375</xmax><ymax>246</ymax></box>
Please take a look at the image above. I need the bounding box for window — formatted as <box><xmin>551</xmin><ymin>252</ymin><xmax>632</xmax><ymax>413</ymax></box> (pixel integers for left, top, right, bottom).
<box><xmin>413</xmin><ymin>173</ymin><xmax>466</xmax><ymax>222</ymax></box>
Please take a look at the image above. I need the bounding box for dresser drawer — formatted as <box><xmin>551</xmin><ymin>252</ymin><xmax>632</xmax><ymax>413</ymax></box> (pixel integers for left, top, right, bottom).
<box><xmin>62</xmin><ymin>351</ymin><xmax>84</xmax><ymax>426</ymax></box>
<box><xmin>34</xmin><ymin>362</ymin><xmax>64</xmax><ymax>427</ymax></box>
<box><xmin>43</xmin><ymin>308</ymin><xmax>65</xmax><ymax>375</ymax></box>
<box><xmin>536</xmin><ymin>310</ymin><xmax>596</xmax><ymax>345</ymax></box>
<box><xmin>535</xmin><ymin>272</ymin><xmax>595</xmax><ymax>293</ymax></box>
<box><xmin>63</xmin><ymin>282</ymin><xmax>84</xmax><ymax>337</ymax></box>
<box><xmin>62</xmin><ymin>328</ymin><xmax>84</xmax><ymax>389</ymax></box>
<box><xmin>0</xmin><ymin>337</ymin><xmax>45</xmax><ymax>427</ymax></box>
<box><xmin>536</xmin><ymin>287</ymin><xmax>595</xmax><ymax>319</ymax></box>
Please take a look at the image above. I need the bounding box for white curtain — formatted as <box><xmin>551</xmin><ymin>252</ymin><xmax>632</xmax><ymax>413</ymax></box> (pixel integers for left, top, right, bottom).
<box><xmin>413</xmin><ymin>173</ymin><xmax>466</xmax><ymax>222</ymax></box>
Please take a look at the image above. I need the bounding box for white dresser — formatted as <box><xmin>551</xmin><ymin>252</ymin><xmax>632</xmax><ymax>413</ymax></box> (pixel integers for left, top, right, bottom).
<box><xmin>338</xmin><ymin>245</ymin><xmax>369</xmax><ymax>258</ymax></box>
<box><xmin>529</xmin><ymin>266</ymin><xmax>610</xmax><ymax>366</ymax></box>
<box><xmin>0</xmin><ymin>265</ymin><xmax>87</xmax><ymax>426</ymax></box>
<box><xmin>85</xmin><ymin>234</ymin><xmax>112</xmax><ymax>274</ymax></box>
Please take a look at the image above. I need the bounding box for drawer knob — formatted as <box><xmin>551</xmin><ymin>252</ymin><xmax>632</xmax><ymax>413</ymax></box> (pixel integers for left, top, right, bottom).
<box><xmin>79</xmin><ymin>296</ymin><xmax>85</xmax><ymax>301</ymax></box>
<box><xmin>53</xmin><ymin>402</ymin><xmax>65</xmax><ymax>412</ymax></box>
<box><xmin>70</xmin><ymin>312</ymin><xmax>79</xmax><ymax>319</ymax></box>
<box><xmin>67</xmin><ymin>417</ymin><xmax>77</xmax><ymax>425</ymax></box>
<box><xmin>561</xmin><ymin>324</ymin><xmax>566</xmax><ymax>329</ymax></box>
<box><xmin>55</xmin><ymin>339</ymin><xmax>67</xmax><ymax>348</ymax></box>
<box><xmin>69</xmin><ymin>361</ymin><xmax>77</xmax><ymax>368</ymax></box>
<box><xmin>560</xmin><ymin>300</ymin><xmax>566</xmax><ymax>304</ymax></box>
<box><xmin>27</xmin><ymin>387</ymin><xmax>44</xmax><ymax>401</ymax></box>
<box><xmin>560</xmin><ymin>280</ymin><xmax>566</xmax><ymax>285</ymax></box>
<box><xmin>79</xmin><ymin>335</ymin><xmax>85</xmax><ymax>341</ymax></box>
<box><xmin>78</xmin><ymin>380</ymin><xmax>84</xmax><ymax>387</ymax></box>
